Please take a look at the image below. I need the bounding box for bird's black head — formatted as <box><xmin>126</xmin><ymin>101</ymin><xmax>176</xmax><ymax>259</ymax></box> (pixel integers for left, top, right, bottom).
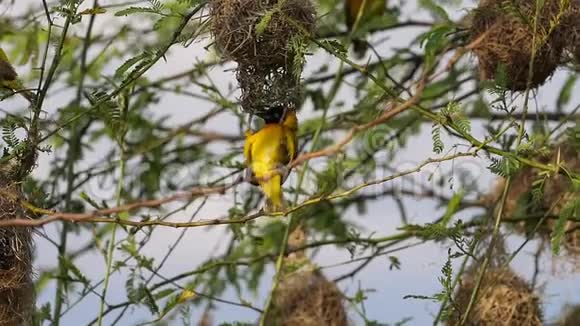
<box><xmin>259</xmin><ymin>106</ymin><xmax>287</xmax><ymax>124</ymax></box>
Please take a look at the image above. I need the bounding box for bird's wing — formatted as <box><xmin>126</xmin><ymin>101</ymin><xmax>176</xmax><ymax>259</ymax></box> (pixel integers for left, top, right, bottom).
<box><xmin>244</xmin><ymin>132</ymin><xmax>260</xmax><ymax>185</ymax></box>
<box><xmin>279</xmin><ymin>128</ymin><xmax>297</xmax><ymax>184</ymax></box>
<box><xmin>285</xmin><ymin>128</ymin><xmax>297</xmax><ymax>162</ymax></box>
<box><xmin>243</xmin><ymin>131</ymin><xmax>253</xmax><ymax>165</ymax></box>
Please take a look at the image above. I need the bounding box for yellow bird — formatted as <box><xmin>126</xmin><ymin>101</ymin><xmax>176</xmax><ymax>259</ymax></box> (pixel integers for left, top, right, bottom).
<box><xmin>244</xmin><ymin>110</ymin><xmax>298</xmax><ymax>212</ymax></box>
<box><xmin>345</xmin><ymin>0</ymin><xmax>385</xmax><ymax>57</ymax></box>
<box><xmin>0</xmin><ymin>47</ymin><xmax>35</xmax><ymax>103</ymax></box>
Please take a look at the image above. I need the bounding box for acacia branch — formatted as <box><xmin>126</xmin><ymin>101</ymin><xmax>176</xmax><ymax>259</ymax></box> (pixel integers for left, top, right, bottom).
<box><xmin>0</xmin><ymin>153</ymin><xmax>474</xmax><ymax>228</ymax></box>
<box><xmin>290</xmin><ymin>77</ymin><xmax>427</xmax><ymax>167</ymax></box>
<box><xmin>36</xmin><ymin>4</ymin><xmax>205</xmax><ymax>144</ymax></box>
<box><xmin>0</xmin><ymin>181</ymin><xmax>241</xmax><ymax>227</ymax></box>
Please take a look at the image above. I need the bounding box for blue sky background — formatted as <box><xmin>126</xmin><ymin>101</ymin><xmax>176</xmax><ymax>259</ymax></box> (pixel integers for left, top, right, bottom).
<box><xmin>1</xmin><ymin>0</ymin><xmax>579</xmax><ymax>324</ymax></box>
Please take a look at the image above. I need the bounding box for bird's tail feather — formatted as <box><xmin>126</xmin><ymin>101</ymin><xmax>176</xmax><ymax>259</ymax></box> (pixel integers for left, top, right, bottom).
<box><xmin>260</xmin><ymin>174</ymin><xmax>285</xmax><ymax>213</ymax></box>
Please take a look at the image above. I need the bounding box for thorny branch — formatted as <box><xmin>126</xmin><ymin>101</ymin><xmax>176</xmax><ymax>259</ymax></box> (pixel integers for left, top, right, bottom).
<box><xmin>0</xmin><ymin>152</ymin><xmax>475</xmax><ymax>228</ymax></box>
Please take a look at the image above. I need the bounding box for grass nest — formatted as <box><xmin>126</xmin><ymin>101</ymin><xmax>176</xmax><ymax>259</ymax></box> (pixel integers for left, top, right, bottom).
<box><xmin>574</xmin><ymin>22</ymin><xmax>580</xmax><ymax>65</ymax></box>
<box><xmin>483</xmin><ymin>141</ymin><xmax>579</xmax><ymax>259</ymax></box>
<box><xmin>237</xmin><ymin>63</ymin><xmax>303</xmax><ymax>115</ymax></box>
<box><xmin>264</xmin><ymin>263</ymin><xmax>348</xmax><ymax>325</ymax></box>
<box><xmin>470</xmin><ymin>0</ymin><xmax>580</xmax><ymax>91</ymax></box>
<box><xmin>0</xmin><ymin>175</ymin><xmax>34</xmax><ymax>325</ymax></box>
<box><xmin>571</xmin><ymin>0</ymin><xmax>580</xmax><ymax>64</ymax></box>
<box><xmin>210</xmin><ymin>0</ymin><xmax>316</xmax><ymax>67</ymax></box>
<box><xmin>448</xmin><ymin>267</ymin><xmax>542</xmax><ymax>325</ymax></box>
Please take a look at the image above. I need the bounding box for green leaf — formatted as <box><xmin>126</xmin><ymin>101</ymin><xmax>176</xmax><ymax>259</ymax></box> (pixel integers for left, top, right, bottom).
<box><xmin>32</xmin><ymin>302</ymin><xmax>52</xmax><ymax>324</ymax></box>
<box><xmin>493</xmin><ymin>64</ymin><xmax>508</xmax><ymax>89</ymax></box>
<box><xmin>388</xmin><ymin>256</ymin><xmax>401</xmax><ymax>270</ymax></box>
<box><xmin>149</xmin><ymin>0</ymin><xmax>165</xmax><ymax>12</ymax></box>
<box><xmin>80</xmin><ymin>191</ymin><xmax>101</xmax><ymax>209</ymax></box>
<box><xmin>125</xmin><ymin>276</ymin><xmax>141</xmax><ymax>302</ymax></box>
<box><xmin>440</xmin><ymin>190</ymin><xmax>464</xmax><ymax>226</ymax></box>
<box><xmin>488</xmin><ymin>156</ymin><xmax>521</xmax><ymax>177</ymax></box>
<box><xmin>530</xmin><ymin>177</ymin><xmax>545</xmax><ymax>209</ymax></box>
<box><xmin>551</xmin><ymin>199</ymin><xmax>578</xmax><ymax>255</ymax></box>
<box><xmin>566</xmin><ymin>123</ymin><xmax>580</xmax><ymax>151</ymax></box>
<box><xmin>419</xmin><ymin>24</ymin><xmax>453</xmax><ymax>68</ymax></box>
<box><xmin>142</xmin><ymin>286</ymin><xmax>160</xmax><ymax>315</ymax></box>
<box><xmin>557</xmin><ymin>75</ymin><xmax>577</xmax><ymax>110</ymax></box>
<box><xmin>115</xmin><ymin>7</ymin><xmax>158</xmax><ymax>16</ymax></box>
<box><xmin>34</xmin><ymin>271</ymin><xmax>54</xmax><ymax>293</ymax></box>
<box><xmin>571</xmin><ymin>178</ymin><xmax>580</xmax><ymax>193</ymax></box>
<box><xmin>403</xmin><ymin>294</ymin><xmax>437</xmax><ymax>300</ymax></box>
<box><xmin>1</xmin><ymin>116</ymin><xmax>25</xmax><ymax>148</ymax></box>
<box><xmin>290</xmin><ymin>36</ymin><xmax>309</xmax><ymax>79</ymax></box>
<box><xmin>153</xmin><ymin>15</ymin><xmax>179</xmax><ymax>31</ymax></box>
<box><xmin>352</xmin><ymin>288</ymin><xmax>367</xmax><ymax>304</ymax></box>
<box><xmin>62</xmin><ymin>256</ymin><xmax>90</xmax><ymax>286</ymax></box>
<box><xmin>319</xmin><ymin>40</ymin><xmax>348</xmax><ymax>59</ymax></box>
<box><xmin>419</xmin><ymin>0</ymin><xmax>450</xmax><ymax>22</ymax></box>
<box><xmin>115</xmin><ymin>53</ymin><xmax>148</xmax><ymax>78</ymax></box>
<box><xmin>79</xmin><ymin>7</ymin><xmax>107</xmax><ymax>15</ymax></box>
<box><xmin>161</xmin><ymin>291</ymin><xmax>181</xmax><ymax>316</ymax></box>
<box><xmin>442</xmin><ymin>102</ymin><xmax>471</xmax><ymax>135</ymax></box>
<box><xmin>432</xmin><ymin>123</ymin><xmax>444</xmax><ymax>154</ymax></box>
<box><xmin>316</xmin><ymin>160</ymin><xmax>342</xmax><ymax>195</ymax></box>
<box><xmin>422</xmin><ymin>79</ymin><xmax>452</xmax><ymax>99</ymax></box>
<box><xmin>154</xmin><ymin>288</ymin><xmax>175</xmax><ymax>300</ymax></box>
<box><xmin>256</xmin><ymin>11</ymin><xmax>273</xmax><ymax>35</ymax></box>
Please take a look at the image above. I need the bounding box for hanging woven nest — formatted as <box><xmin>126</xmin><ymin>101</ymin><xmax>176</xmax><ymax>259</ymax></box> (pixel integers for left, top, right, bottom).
<box><xmin>482</xmin><ymin>139</ymin><xmax>579</xmax><ymax>259</ymax></box>
<box><xmin>470</xmin><ymin>0</ymin><xmax>579</xmax><ymax>91</ymax></box>
<box><xmin>498</xmin><ymin>143</ymin><xmax>578</xmax><ymax>218</ymax></box>
<box><xmin>0</xmin><ymin>174</ymin><xmax>34</xmax><ymax>325</ymax></box>
<box><xmin>448</xmin><ymin>267</ymin><xmax>542</xmax><ymax>325</ymax></box>
<box><xmin>210</xmin><ymin>0</ymin><xmax>316</xmax><ymax>67</ymax></box>
<box><xmin>571</xmin><ymin>0</ymin><xmax>580</xmax><ymax>64</ymax></box>
<box><xmin>236</xmin><ymin>63</ymin><xmax>303</xmax><ymax>115</ymax></box>
<box><xmin>264</xmin><ymin>261</ymin><xmax>348</xmax><ymax>325</ymax></box>
<box><xmin>573</xmin><ymin>18</ymin><xmax>580</xmax><ymax>65</ymax></box>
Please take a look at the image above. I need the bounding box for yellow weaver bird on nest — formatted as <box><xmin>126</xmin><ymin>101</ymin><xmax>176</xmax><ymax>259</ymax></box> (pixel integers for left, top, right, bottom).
<box><xmin>244</xmin><ymin>110</ymin><xmax>298</xmax><ymax>213</ymax></box>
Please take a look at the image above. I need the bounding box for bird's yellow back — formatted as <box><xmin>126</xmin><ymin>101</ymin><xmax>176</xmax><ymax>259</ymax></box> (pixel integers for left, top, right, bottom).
<box><xmin>248</xmin><ymin>124</ymin><xmax>290</xmax><ymax>176</ymax></box>
<box><xmin>243</xmin><ymin>110</ymin><xmax>298</xmax><ymax>212</ymax></box>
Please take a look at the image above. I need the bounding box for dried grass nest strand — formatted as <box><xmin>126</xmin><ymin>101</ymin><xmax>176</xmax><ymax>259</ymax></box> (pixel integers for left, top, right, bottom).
<box><xmin>0</xmin><ymin>178</ymin><xmax>34</xmax><ymax>325</ymax></box>
<box><xmin>210</xmin><ymin>0</ymin><xmax>316</xmax><ymax>66</ymax></box>
<box><xmin>266</xmin><ymin>269</ymin><xmax>348</xmax><ymax>325</ymax></box>
<box><xmin>448</xmin><ymin>268</ymin><xmax>542</xmax><ymax>325</ymax></box>
<box><xmin>470</xmin><ymin>0</ymin><xmax>580</xmax><ymax>90</ymax></box>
